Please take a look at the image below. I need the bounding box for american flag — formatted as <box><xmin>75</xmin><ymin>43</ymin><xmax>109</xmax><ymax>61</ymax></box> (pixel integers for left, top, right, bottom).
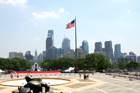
<box><xmin>66</xmin><ymin>20</ymin><xmax>75</xmax><ymax>29</ymax></box>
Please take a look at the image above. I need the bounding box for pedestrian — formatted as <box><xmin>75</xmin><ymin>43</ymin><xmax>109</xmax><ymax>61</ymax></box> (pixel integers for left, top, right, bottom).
<box><xmin>17</xmin><ymin>73</ymin><xmax>19</xmax><ymax>78</ymax></box>
<box><xmin>14</xmin><ymin>71</ymin><xmax>16</xmax><ymax>76</ymax></box>
<box><xmin>79</xmin><ymin>73</ymin><xmax>81</xmax><ymax>79</ymax></box>
<box><xmin>87</xmin><ymin>74</ymin><xmax>89</xmax><ymax>79</ymax></box>
<box><xmin>11</xmin><ymin>74</ymin><xmax>13</xmax><ymax>79</ymax></box>
<box><xmin>84</xmin><ymin>74</ymin><xmax>86</xmax><ymax>80</ymax></box>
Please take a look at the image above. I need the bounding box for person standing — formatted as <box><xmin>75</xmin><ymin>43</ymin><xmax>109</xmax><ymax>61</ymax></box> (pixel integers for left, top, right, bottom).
<box><xmin>84</xmin><ymin>74</ymin><xmax>86</xmax><ymax>80</ymax></box>
<box><xmin>11</xmin><ymin>74</ymin><xmax>13</xmax><ymax>79</ymax></box>
<box><xmin>79</xmin><ymin>73</ymin><xmax>81</xmax><ymax>79</ymax></box>
<box><xmin>17</xmin><ymin>73</ymin><xmax>19</xmax><ymax>78</ymax></box>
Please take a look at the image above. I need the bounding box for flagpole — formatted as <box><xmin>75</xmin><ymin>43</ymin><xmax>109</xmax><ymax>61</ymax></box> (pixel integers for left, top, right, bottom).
<box><xmin>75</xmin><ymin>17</ymin><xmax>78</xmax><ymax>72</ymax></box>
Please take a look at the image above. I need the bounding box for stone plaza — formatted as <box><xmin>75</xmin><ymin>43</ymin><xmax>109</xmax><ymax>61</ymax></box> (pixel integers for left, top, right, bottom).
<box><xmin>0</xmin><ymin>73</ymin><xmax>140</xmax><ymax>93</ymax></box>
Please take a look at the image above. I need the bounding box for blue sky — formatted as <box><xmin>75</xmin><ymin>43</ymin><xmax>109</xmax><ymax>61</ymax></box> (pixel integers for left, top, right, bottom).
<box><xmin>0</xmin><ymin>0</ymin><xmax>140</xmax><ymax>58</ymax></box>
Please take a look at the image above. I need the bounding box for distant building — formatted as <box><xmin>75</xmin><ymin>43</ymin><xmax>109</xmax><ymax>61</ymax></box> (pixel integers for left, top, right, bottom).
<box><xmin>77</xmin><ymin>48</ymin><xmax>87</xmax><ymax>58</ymax></box>
<box><xmin>9</xmin><ymin>52</ymin><xmax>24</xmax><ymax>59</ymax></box>
<box><xmin>62</xmin><ymin>37</ymin><xmax>70</xmax><ymax>53</ymax></box>
<box><xmin>38</xmin><ymin>53</ymin><xmax>43</xmax><ymax>62</ymax></box>
<box><xmin>57</xmin><ymin>48</ymin><xmax>64</xmax><ymax>57</ymax></box>
<box><xmin>46</xmin><ymin>46</ymin><xmax>57</xmax><ymax>59</ymax></box>
<box><xmin>48</xmin><ymin>30</ymin><xmax>54</xmax><ymax>46</ymax></box>
<box><xmin>63</xmin><ymin>52</ymin><xmax>75</xmax><ymax>58</ymax></box>
<box><xmin>117</xmin><ymin>55</ymin><xmax>136</xmax><ymax>63</ymax></box>
<box><xmin>95</xmin><ymin>51</ymin><xmax>112</xmax><ymax>63</ymax></box>
<box><xmin>82</xmin><ymin>40</ymin><xmax>89</xmax><ymax>53</ymax></box>
<box><xmin>114</xmin><ymin>44</ymin><xmax>121</xmax><ymax>60</ymax></box>
<box><xmin>129</xmin><ymin>52</ymin><xmax>136</xmax><ymax>56</ymax></box>
<box><xmin>137</xmin><ymin>56</ymin><xmax>140</xmax><ymax>62</ymax></box>
<box><xmin>33</xmin><ymin>49</ymin><xmax>38</xmax><ymax>62</ymax></box>
<box><xmin>105</xmin><ymin>41</ymin><xmax>113</xmax><ymax>61</ymax></box>
<box><xmin>46</xmin><ymin>38</ymin><xmax>53</xmax><ymax>50</ymax></box>
<box><xmin>94</xmin><ymin>42</ymin><xmax>102</xmax><ymax>53</ymax></box>
<box><xmin>46</xmin><ymin>30</ymin><xmax>54</xmax><ymax>59</ymax></box>
<box><xmin>70</xmin><ymin>49</ymin><xmax>74</xmax><ymax>53</ymax></box>
<box><xmin>42</xmin><ymin>51</ymin><xmax>46</xmax><ymax>61</ymax></box>
<box><xmin>25</xmin><ymin>51</ymin><xmax>33</xmax><ymax>61</ymax></box>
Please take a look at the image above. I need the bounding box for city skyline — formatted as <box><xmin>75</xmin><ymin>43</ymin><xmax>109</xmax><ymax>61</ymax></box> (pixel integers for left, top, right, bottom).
<box><xmin>1</xmin><ymin>0</ymin><xmax>140</xmax><ymax>58</ymax></box>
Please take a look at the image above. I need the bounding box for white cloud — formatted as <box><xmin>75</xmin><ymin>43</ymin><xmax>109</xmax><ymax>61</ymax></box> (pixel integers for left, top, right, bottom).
<box><xmin>66</xmin><ymin>11</ymin><xmax>70</xmax><ymax>14</ymax></box>
<box><xmin>127</xmin><ymin>10</ymin><xmax>131</xmax><ymax>13</ymax></box>
<box><xmin>58</xmin><ymin>8</ymin><xmax>65</xmax><ymax>14</ymax></box>
<box><xmin>0</xmin><ymin>0</ymin><xmax>27</xmax><ymax>8</ymax></box>
<box><xmin>34</xmin><ymin>23</ymin><xmax>38</xmax><ymax>25</ymax></box>
<box><xmin>32</xmin><ymin>8</ymin><xmax>69</xmax><ymax>19</ymax></box>
<box><xmin>34</xmin><ymin>38</ymin><xmax>41</xmax><ymax>40</ymax></box>
<box><xmin>0</xmin><ymin>0</ymin><xmax>27</xmax><ymax>5</ymax></box>
<box><xmin>32</xmin><ymin>11</ymin><xmax>60</xmax><ymax>19</ymax></box>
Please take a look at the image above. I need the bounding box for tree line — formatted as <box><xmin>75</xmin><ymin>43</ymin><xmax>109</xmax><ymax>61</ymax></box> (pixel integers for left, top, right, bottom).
<box><xmin>0</xmin><ymin>57</ymin><xmax>31</xmax><ymax>72</ymax></box>
<box><xmin>111</xmin><ymin>61</ymin><xmax>140</xmax><ymax>69</ymax></box>
<box><xmin>40</xmin><ymin>53</ymin><xmax>111</xmax><ymax>71</ymax></box>
<box><xmin>1</xmin><ymin>53</ymin><xmax>139</xmax><ymax>72</ymax></box>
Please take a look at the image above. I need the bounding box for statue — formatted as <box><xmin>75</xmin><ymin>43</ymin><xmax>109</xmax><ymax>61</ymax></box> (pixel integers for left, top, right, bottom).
<box><xmin>12</xmin><ymin>76</ymin><xmax>53</xmax><ymax>93</ymax></box>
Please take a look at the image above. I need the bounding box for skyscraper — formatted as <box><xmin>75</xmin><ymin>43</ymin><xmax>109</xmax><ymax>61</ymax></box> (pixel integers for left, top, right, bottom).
<box><xmin>33</xmin><ymin>49</ymin><xmax>38</xmax><ymax>62</ymax></box>
<box><xmin>46</xmin><ymin>30</ymin><xmax>54</xmax><ymax>50</ymax></box>
<box><xmin>48</xmin><ymin>30</ymin><xmax>54</xmax><ymax>46</ymax></box>
<box><xmin>42</xmin><ymin>51</ymin><xmax>46</xmax><ymax>61</ymax></box>
<box><xmin>46</xmin><ymin>46</ymin><xmax>57</xmax><ymax>59</ymax></box>
<box><xmin>94</xmin><ymin>42</ymin><xmax>102</xmax><ymax>53</ymax></box>
<box><xmin>62</xmin><ymin>37</ymin><xmax>70</xmax><ymax>53</ymax></box>
<box><xmin>46</xmin><ymin>30</ymin><xmax>54</xmax><ymax>59</ymax></box>
<box><xmin>35</xmin><ymin>49</ymin><xmax>37</xmax><ymax>56</ymax></box>
<box><xmin>38</xmin><ymin>53</ymin><xmax>43</xmax><ymax>62</ymax></box>
<box><xmin>105</xmin><ymin>41</ymin><xmax>113</xmax><ymax>60</ymax></box>
<box><xmin>82</xmin><ymin>40</ymin><xmax>89</xmax><ymax>53</ymax></box>
<box><xmin>114</xmin><ymin>44</ymin><xmax>121</xmax><ymax>60</ymax></box>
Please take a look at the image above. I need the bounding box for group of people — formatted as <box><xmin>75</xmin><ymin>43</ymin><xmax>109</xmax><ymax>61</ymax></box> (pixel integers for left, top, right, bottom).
<box><xmin>79</xmin><ymin>73</ymin><xmax>89</xmax><ymax>80</ymax></box>
<box><xmin>10</xmin><ymin>71</ymin><xmax>19</xmax><ymax>79</ymax></box>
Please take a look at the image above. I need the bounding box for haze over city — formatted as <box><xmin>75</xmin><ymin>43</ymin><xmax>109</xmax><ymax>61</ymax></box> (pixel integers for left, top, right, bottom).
<box><xmin>0</xmin><ymin>0</ymin><xmax>140</xmax><ymax>58</ymax></box>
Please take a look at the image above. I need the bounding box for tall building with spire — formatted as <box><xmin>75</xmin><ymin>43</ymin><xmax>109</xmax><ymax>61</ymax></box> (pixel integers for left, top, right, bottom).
<box><xmin>33</xmin><ymin>49</ymin><xmax>38</xmax><ymax>62</ymax></box>
<box><xmin>35</xmin><ymin>49</ymin><xmax>37</xmax><ymax>56</ymax></box>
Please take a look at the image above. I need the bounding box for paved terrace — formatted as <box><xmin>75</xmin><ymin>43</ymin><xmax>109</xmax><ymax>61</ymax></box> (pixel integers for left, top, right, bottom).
<box><xmin>0</xmin><ymin>73</ymin><xmax>140</xmax><ymax>93</ymax></box>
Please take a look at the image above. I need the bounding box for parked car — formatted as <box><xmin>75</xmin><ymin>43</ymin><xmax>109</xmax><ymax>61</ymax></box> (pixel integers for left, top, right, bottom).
<box><xmin>107</xmin><ymin>69</ymin><xmax>114</xmax><ymax>72</ymax></box>
<box><xmin>123</xmin><ymin>69</ymin><xmax>127</xmax><ymax>72</ymax></box>
<box><xmin>99</xmin><ymin>70</ymin><xmax>106</xmax><ymax>73</ymax></box>
<box><xmin>127</xmin><ymin>68</ymin><xmax>133</xmax><ymax>72</ymax></box>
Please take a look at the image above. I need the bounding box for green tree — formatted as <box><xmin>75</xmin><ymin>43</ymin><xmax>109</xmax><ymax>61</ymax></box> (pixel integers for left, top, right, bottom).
<box><xmin>118</xmin><ymin>61</ymin><xmax>127</xmax><ymax>69</ymax></box>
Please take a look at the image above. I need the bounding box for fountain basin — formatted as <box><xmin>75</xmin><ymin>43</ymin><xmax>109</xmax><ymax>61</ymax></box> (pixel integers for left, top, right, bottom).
<box><xmin>0</xmin><ymin>77</ymin><xmax>71</xmax><ymax>87</ymax></box>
